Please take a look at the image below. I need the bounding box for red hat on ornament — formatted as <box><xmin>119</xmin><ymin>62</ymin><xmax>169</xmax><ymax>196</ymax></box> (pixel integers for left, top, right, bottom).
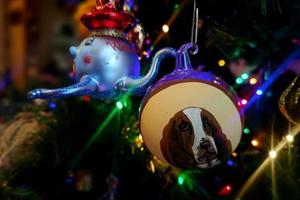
<box><xmin>81</xmin><ymin>0</ymin><xmax>136</xmax><ymax>33</ymax></box>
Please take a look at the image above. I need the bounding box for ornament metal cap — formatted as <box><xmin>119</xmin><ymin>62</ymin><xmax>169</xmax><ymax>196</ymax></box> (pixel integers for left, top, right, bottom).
<box><xmin>81</xmin><ymin>0</ymin><xmax>136</xmax><ymax>33</ymax></box>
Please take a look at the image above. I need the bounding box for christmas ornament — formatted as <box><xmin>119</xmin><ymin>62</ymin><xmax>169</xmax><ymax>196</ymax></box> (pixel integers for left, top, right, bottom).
<box><xmin>279</xmin><ymin>75</ymin><xmax>300</xmax><ymax>124</ymax></box>
<box><xmin>139</xmin><ymin>43</ymin><xmax>243</xmax><ymax>169</ymax></box>
<box><xmin>27</xmin><ymin>0</ymin><xmax>175</xmax><ymax>100</ymax></box>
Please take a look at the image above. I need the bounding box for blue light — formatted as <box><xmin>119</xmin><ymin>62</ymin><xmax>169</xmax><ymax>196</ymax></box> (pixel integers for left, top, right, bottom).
<box><xmin>241</xmin><ymin>73</ymin><xmax>249</xmax><ymax>80</ymax></box>
<box><xmin>49</xmin><ymin>102</ymin><xmax>56</xmax><ymax>110</ymax></box>
<box><xmin>256</xmin><ymin>90</ymin><xmax>263</xmax><ymax>95</ymax></box>
<box><xmin>227</xmin><ymin>160</ymin><xmax>234</xmax><ymax>167</ymax></box>
<box><xmin>236</xmin><ymin>78</ymin><xmax>244</xmax><ymax>84</ymax></box>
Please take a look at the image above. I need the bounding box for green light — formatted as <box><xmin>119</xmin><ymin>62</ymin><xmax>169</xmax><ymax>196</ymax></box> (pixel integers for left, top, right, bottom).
<box><xmin>178</xmin><ymin>175</ymin><xmax>184</xmax><ymax>185</ymax></box>
<box><xmin>116</xmin><ymin>101</ymin><xmax>123</xmax><ymax>109</ymax></box>
<box><xmin>236</xmin><ymin>77</ymin><xmax>244</xmax><ymax>84</ymax></box>
<box><xmin>243</xmin><ymin>128</ymin><xmax>250</xmax><ymax>134</ymax></box>
<box><xmin>123</xmin><ymin>100</ymin><xmax>128</xmax><ymax>107</ymax></box>
<box><xmin>241</xmin><ymin>73</ymin><xmax>249</xmax><ymax>80</ymax></box>
<box><xmin>174</xmin><ymin>4</ymin><xmax>180</xmax><ymax>10</ymax></box>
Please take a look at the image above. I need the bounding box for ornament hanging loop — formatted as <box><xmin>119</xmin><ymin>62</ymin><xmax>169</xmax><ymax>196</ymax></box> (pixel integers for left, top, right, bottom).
<box><xmin>175</xmin><ymin>43</ymin><xmax>198</xmax><ymax>71</ymax></box>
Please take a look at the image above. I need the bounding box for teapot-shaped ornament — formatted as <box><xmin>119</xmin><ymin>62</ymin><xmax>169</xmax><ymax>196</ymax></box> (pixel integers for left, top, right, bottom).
<box><xmin>139</xmin><ymin>43</ymin><xmax>243</xmax><ymax>169</ymax></box>
<box><xmin>27</xmin><ymin>0</ymin><xmax>176</xmax><ymax>100</ymax></box>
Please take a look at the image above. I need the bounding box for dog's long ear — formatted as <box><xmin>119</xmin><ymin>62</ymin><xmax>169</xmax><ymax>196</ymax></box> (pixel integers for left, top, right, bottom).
<box><xmin>214</xmin><ymin>132</ymin><xmax>232</xmax><ymax>161</ymax></box>
<box><xmin>160</xmin><ymin>117</ymin><xmax>176</xmax><ymax>166</ymax></box>
<box><xmin>201</xmin><ymin>110</ymin><xmax>233</xmax><ymax>161</ymax></box>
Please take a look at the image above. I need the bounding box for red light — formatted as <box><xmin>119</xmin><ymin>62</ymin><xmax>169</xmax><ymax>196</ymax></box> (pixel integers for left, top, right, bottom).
<box><xmin>217</xmin><ymin>184</ymin><xmax>232</xmax><ymax>196</ymax></box>
<box><xmin>82</xmin><ymin>95</ymin><xmax>91</xmax><ymax>102</ymax></box>
<box><xmin>226</xmin><ymin>185</ymin><xmax>232</xmax><ymax>191</ymax></box>
<box><xmin>241</xmin><ymin>99</ymin><xmax>248</xmax><ymax>105</ymax></box>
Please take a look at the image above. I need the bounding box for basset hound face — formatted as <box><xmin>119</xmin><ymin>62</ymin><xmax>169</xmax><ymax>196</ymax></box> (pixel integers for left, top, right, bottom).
<box><xmin>160</xmin><ymin>107</ymin><xmax>232</xmax><ymax>169</ymax></box>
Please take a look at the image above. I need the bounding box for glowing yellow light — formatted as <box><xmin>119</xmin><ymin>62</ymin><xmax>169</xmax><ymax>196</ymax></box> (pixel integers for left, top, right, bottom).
<box><xmin>135</xmin><ymin>134</ymin><xmax>144</xmax><ymax>148</ymax></box>
<box><xmin>162</xmin><ymin>24</ymin><xmax>169</xmax><ymax>33</ymax></box>
<box><xmin>269</xmin><ymin>150</ymin><xmax>277</xmax><ymax>159</ymax></box>
<box><xmin>251</xmin><ymin>139</ymin><xmax>259</xmax><ymax>147</ymax></box>
<box><xmin>249</xmin><ymin>78</ymin><xmax>258</xmax><ymax>85</ymax></box>
<box><xmin>149</xmin><ymin>160</ymin><xmax>155</xmax><ymax>173</ymax></box>
<box><xmin>218</xmin><ymin>59</ymin><xmax>226</xmax><ymax>67</ymax></box>
<box><xmin>286</xmin><ymin>134</ymin><xmax>294</xmax><ymax>142</ymax></box>
<box><xmin>232</xmin><ymin>152</ymin><xmax>238</xmax><ymax>157</ymax></box>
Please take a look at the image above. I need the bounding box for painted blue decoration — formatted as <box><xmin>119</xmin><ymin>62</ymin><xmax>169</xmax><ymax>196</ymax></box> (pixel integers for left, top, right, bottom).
<box><xmin>27</xmin><ymin>35</ymin><xmax>176</xmax><ymax>100</ymax></box>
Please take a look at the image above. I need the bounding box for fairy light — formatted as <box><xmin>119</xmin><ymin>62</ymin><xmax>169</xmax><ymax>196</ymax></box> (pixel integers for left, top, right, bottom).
<box><xmin>227</xmin><ymin>160</ymin><xmax>234</xmax><ymax>166</ymax></box>
<box><xmin>149</xmin><ymin>160</ymin><xmax>155</xmax><ymax>173</ymax></box>
<box><xmin>256</xmin><ymin>90</ymin><xmax>263</xmax><ymax>95</ymax></box>
<box><xmin>249</xmin><ymin>78</ymin><xmax>258</xmax><ymax>85</ymax></box>
<box><xmin>49</xmin><ymin>102</ymin><xmax>56</xmax><ymax>110</ymax></box>
<box><xmin>178</xmin><ymin>175</ymin><xmax>184</xmax><ymax>185</ymax></box>
<box><xmin>286</xmin><ymin>134</ymin><xmax>294</xmax><ymax>142</ymax></box>
<box><xmin>241</xmin><ymin>99</ymin><xmax>248</xmax><ymax>105</ymax></box>
<box><xmin>162</xmin><ymin>24</ymin><xmax>169</xmax><ymax>33</ymax></box>
<box><xmin>241</xmin><ymin>73</ymin><xmax>249</xmax><ymax>80</ymax></box>
<box><xmin>269</xmin><ymin>150</ymin><xmax>277</xmax><ymax>159</ymax></box>
<box><xmin>236</xmin><ymin>77</ymin><xmax>244</xmax><ymax>84</ymax></box>
<box><xmin>226</xmin><ymin>185</ymin><xmax>232</xmax><ymax>191</ymax></box>
<box><xmin>116</xmin><ymin>101</ymin><xmax>123</xmax><ymax>109</ymax></box>
<box><xmin>232</xmin><ymin>152</ymin><xmax>238</xmax><ymax>157</ymax></box>
<box><xmin>251</xmin><ymin>139</ymin><xmax>259</xmax><ymax>147</ymax></box>
<box><xmin>243</xmin><ymin>128</ymin><xmax>250</xmax><ymax>134</ymax></box>
<box><xmin>218</xmin><ymin>59</ymin><xmax>226</xmax><ymax>67</ymax></box>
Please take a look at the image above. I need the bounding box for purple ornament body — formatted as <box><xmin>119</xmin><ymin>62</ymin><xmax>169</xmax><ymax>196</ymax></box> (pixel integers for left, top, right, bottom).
<box><xmin>139</xmin><ymin>43</ymin><xmax>243</xmax><ymax>169</ymax></box>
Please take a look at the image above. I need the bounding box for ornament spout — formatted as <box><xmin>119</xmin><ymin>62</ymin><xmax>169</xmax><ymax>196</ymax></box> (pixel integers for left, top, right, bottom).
<box><xmin>116</xmin><ymin>47</ymin><xmax>176</xmax><ymax>91</ymax></box>
<box><xmin>175</xmin><ymin>43</ymin><xmax>199</xmax><ymax>71</ymax></box>
<box><xmin>27</xmin><ymin>75</ymin><xmax>99</xmax><ymax>100</ymax></box>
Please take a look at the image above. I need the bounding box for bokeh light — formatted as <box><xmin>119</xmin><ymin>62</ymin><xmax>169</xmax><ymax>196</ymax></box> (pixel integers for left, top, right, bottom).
<box><xmin>269</xmin><ymin>150</ymin><xmax>277</xmax><ymax>159</ymax></box>
<box><xmin>218</xmin><ymin>59</ymin><xmax>226</xmax><ymax>67</ymax></box>
<box><xmin>249</xmin><ymin>78</ymin><xmax>258</xmax><ymax>85</ymax></box>
<box><xmin>162</xmin><ymin>24</ymin><xmax>169</xmax><ymax>33</ymax></box>
<box><xmin>241</xmin><ymin>99</ymin><xmax>248</xmax><ymax>105</ymax></box>
<box><xmin>116</xmin><ymin>101</ymin><xmax>123</xmax><ymax>109</ymax></box>
<box><xmin>236</xmin><ymin>77</ymin><xmax>244</xmax><ymax>84</ymax></box>
<box><xmin>251</xmin><ymin>139</ymin><xmax>259</xmax><ymax>147</ymax></box>
<box><xmin>243</xmin><ymin>128</ymin><xmax>250</xmax><ymax>134</ymax></box>
<box><xmin>177</xmin><ymin>175</ymin><xmax>184</xmax><ymax>185</ymax></box>
<box><xmin>241</xmin><ymin>73</ymin><xmax>249</xmax><ymax>80</ymax></box>
<box><xmin>256</xmin><ymin>90</ymin><xmax>263</xmax><ymax>95</ymax></box>
<box><xmin>227</xmin><ymin>160</ymin><xmax>234</xmax><ymax>166</ymax></box>
<box><xmin>286</xmin><ymin>134</ymin><xmax>294</xmax><ymax>142</ymax></box>
<box><xmin>49</xmin><ymin>102</ymin><xmax>56</xmax><ymax>110</ymax></box>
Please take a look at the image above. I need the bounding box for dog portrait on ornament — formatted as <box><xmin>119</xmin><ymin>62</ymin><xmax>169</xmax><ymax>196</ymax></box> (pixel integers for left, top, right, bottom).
<box><xmin>160</xmin><ymin>107</ymin><xmax>232</xmax><ymax>169</ymax></box>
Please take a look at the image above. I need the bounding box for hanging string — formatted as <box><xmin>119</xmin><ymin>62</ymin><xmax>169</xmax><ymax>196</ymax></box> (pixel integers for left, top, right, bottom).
<box><xmin>190</xmin><ymin>0</ymin><xmax>199</xmax><ymax>45</ymax></box>
<box><xmin>194</xmin><ymin>8</ymin><xmax>199</xmax><ymax>44</ymax></box>
<box><xmin>191</xmin><ymin>0</ymin><xmax>196</xmax><ymax>44</ymax></box>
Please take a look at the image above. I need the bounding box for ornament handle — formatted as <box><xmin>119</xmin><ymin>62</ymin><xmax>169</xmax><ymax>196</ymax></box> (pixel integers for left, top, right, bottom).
<box><xmin>27</xmin><ymin>75</ymin><xmax>99</xmax><ymax>99</ymax></box>
<box><xmin>116</xmin><ymin>47</ymin><xmax>176</xmax><ymax>92</ymax></box>
<box><xmin>175</xmin><ymin>43</ymin><xmax>198</xmax><ymax>71</ymax></box>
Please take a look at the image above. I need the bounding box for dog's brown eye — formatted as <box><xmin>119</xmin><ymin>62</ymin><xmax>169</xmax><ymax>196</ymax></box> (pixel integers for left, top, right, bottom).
<box><xmin>178</xmin><ymin>121</ymin><xmax>191</xmax><ymax>132</ymax></box>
